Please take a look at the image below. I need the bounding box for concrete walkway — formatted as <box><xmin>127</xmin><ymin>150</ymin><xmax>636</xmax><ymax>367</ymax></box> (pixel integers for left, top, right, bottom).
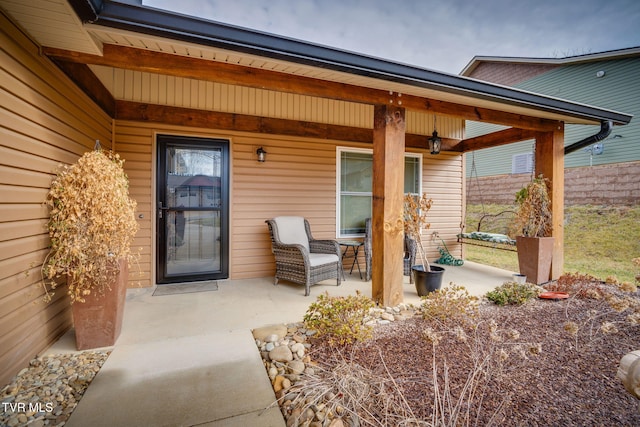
<box><xmin>45</xmin><ymin>261</ymin><xmax>516</xmax><ymax>426</ymax></box>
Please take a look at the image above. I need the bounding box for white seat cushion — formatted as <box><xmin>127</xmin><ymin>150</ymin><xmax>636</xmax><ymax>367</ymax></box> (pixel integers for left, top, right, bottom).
<box><xmin>273</xmin><ymin>216</ymin><xmax>310</xmax><ymax>252</ymax></box>
<box><xmin>309</xmin><ymin>253</ymin><xmax>339</xmax><ymax>267</ymax></box>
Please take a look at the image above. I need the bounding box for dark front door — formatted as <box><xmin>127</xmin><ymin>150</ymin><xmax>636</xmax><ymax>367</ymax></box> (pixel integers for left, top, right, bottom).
<box><xmin>156</xmin><ymin>135</ymin><xmax>229</xmax><ymax>284</ymax></box>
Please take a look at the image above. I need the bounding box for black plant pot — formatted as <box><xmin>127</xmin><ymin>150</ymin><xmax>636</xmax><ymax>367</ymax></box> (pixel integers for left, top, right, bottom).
<box><xmin>412</xmin><ymin>265</ymin><xmax>445</xmax><ymax>296</ymax></box>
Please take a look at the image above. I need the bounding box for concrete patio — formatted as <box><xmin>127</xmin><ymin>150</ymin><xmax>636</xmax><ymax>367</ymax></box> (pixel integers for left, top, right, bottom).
<box><xmin>44</xmin><ymin>261</ymin><xmax>516</xmax><ymax>426</ymax></box>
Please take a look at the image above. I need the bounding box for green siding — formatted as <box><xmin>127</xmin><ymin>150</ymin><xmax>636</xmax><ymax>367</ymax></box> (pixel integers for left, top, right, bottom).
<box><xmin>466</xmin><ymin>56</ymin><xmax>639</xmax><ymax>177</ymax></box>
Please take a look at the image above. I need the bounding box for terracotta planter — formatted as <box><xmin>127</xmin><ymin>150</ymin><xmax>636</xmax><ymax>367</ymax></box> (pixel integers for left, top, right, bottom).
<box><xmin>516</xmin><ymin>236</ymin><xmax>554</xmax><ymax>285</ymax></box>
<box><xmin>412</xmin><ymin>265</ymin><xmax>445</xmax><ymax>296</ymax></box>
<box><xmin>72</xmin><ymin>258</ymin><xmax>128</xmax><ymax>350</ymax></box>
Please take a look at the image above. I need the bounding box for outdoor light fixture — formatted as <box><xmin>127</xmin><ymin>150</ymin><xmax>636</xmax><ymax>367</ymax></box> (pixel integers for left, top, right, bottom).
<box><xmin>428</xmin><ymin>116</ymin><xmax>442</xmax><ymax>155</ymax></box>
<box><xmin>256</xmin><ymin>146</ymin><xmax>267</xmax><ymax>162</ymax></box>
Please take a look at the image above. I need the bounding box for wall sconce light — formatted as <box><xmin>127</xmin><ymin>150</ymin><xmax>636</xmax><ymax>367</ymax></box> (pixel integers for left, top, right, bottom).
<box><xmin>256</xmin><ymin>146</ymin><xmax>267</xmax><ymax>162</ymax></box>
<box><xmin>428</xmin><ymin>116</ymin><xmax>441</xmax><ymax>155</ymax></box>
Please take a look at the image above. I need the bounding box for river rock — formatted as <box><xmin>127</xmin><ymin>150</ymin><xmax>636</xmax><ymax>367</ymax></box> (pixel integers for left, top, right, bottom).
<box><xmin>252</xmin><ymin>324</ymin><xmax>288</xmax><ymax>342</ymax></box>
<box><xmin>287</xmin><ymin>360</ymin><xmax>305</xmax><ymax>375</ymax></box>
<box><xmin>269</xmin><ymin>345</ymin><xmax>293</xmax><ymax>362</ymax></box>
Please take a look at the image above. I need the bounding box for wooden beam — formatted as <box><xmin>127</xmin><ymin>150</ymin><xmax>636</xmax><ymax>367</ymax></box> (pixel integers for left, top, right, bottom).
<box><xmin>459</xmin><ymin>127</ymin><xmax>538</xmax><ymax>152</ymax></box>
<box><xmin>51</xmin><ymin>60</ymin><xmax>116</xmax><ymax>117</ymax></box>
<box><xmin>116</xmin><ymin>100</ymin><xmax>459</xmax><ymax>150</ymax></box>
<box><xmin>116</xmin><ymin>101</ymin><xmax>372</xmax><ymax>141</ymax></box>
<box><xmin>399</xmin><ymin>97</ymin><xmax>561</xmax><ymax>132</ymax></box>
<box><xmin>535</xmin><ymin>126</ymin><xmax>565</xmax><ymax>280</ymax></box>
<box><xmin>44</xmin><ymin>45</ymin><xmax>561</xmax><ymax>131</ymax></box>
<box><xmin>371</xmin><ymin>105</ymin><xmax>405</xmax><ymax>307</ymax></box>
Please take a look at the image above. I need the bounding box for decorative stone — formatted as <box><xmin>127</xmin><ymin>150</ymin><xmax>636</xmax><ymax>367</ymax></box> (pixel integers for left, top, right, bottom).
<box><xmin>252</xmin><ymin>324</ymin><xmax>288</xmax><ymax>342</ymax></box>
<box><xmin>272</xmin><ymin>375</ymin><xmax>286</xmax><ymax>392</ymax></box>
<box><xmin>265</xmin><ymin>334</ymin><xmax>280</xmax><ymax>343</ymax></box>
<box><xmin>269</xmin><ymin>345</ymin><xmax>293</xmax><ymax>362</ymax></box>
<box><xmin>268</xmin><ymin>366</ymin><xmax>278</xmax><ymax>379</ymax></box>
<box><xmin>290</xmin><ymin>343</ymin><xmax>305</xmax><ymax>358</ymax></box>
<box><xmin>381</xmin><ymin>312</ymin><xmax>395</xmax><ymax>321</ymax></box>
<box><xmin>288</xmin><ymin>360</ymin><xmax>306</xmax><ymax>375</ymax></box>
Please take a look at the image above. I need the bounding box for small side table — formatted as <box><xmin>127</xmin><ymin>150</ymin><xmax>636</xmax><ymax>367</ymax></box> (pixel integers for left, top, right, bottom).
<box><xmin>340</xmin><ymin>241</ymin><xmax>363</xmax><ymax>280</ymax></box>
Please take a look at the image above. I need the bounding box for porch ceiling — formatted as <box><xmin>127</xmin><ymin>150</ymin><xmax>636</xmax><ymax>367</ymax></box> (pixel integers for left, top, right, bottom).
<box><xmin>0</xmin><ymin>0</ymin><xmax>632</xmax><ymax>130</ymax></box>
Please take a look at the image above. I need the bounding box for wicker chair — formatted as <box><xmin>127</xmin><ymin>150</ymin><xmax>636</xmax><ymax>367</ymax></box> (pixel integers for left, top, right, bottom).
<box><xmin>265</xmin><ymin>217</ymin><xmax>342</xmax><ymax>296</ymax></box>
<box><xmin>363</xmin><ymin>218</ymin><xmax>417</xmax><ymax>283</ymax></box>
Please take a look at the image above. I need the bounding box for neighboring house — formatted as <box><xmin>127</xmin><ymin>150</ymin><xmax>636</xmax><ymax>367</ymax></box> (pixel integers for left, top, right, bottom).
<box><xmin>461</xmin><ymin>47</ymin><xmax>640</xmax><ymax>205</ymax></box>
<box><xmin>0</xmin><ymin>0</ymin><xmax>632</xmax><ymax>384</ymax></box>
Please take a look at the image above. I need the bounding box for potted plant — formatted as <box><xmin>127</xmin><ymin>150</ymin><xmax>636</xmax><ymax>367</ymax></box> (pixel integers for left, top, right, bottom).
<box><xmin>511</xmin><ymin>175</ymin><xmax>554</xmax><ymax>284</ymax></box>
<box><xmin>43</xmin><ymin>148</ymin><xmax>138</xmax><ymax>349</ymax></box>
<box><xmin>404</xmin><ymin>193</ymin><xmax>444</xmax><ymax>296</ymax></box>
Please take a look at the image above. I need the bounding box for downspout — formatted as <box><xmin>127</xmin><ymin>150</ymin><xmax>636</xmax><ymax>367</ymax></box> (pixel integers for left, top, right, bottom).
<box><xmin>564</xmin><ymin>120</ymin><xmax>612</xmax><ymax>155</ymax></box>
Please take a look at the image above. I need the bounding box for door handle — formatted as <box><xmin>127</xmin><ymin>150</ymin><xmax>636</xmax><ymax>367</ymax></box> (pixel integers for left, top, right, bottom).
<box><xmin>158</xmin><ymin>202</ymin><xmax>169</xmax><ymax>219</ymax></box>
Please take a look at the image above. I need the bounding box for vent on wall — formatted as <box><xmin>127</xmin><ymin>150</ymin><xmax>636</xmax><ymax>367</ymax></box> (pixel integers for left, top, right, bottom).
<box><xmin>512</xmin><ymin>153</ymin><xmax>533</xmax><ymax>174</ymax></box>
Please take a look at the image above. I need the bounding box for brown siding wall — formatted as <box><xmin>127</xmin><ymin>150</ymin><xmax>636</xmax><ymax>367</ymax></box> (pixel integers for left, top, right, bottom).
<box><xmin>0</xmin><ymin>13</ymin><xmax>113</xmax><ymax>385</ymax></box>
<box><xmin>468</xmin><ymin>62</ymin><xmax>558</xmax><ymax>86</ymax></box>
<box><xmin>466</xmin><ymin>161</ymin><xmax>640</xmax><ymax>206</ymax></box>
<box><xmin>113</xmin><ymin>121</ymin><xmax>465</xmax><ymax>283</ymax></box>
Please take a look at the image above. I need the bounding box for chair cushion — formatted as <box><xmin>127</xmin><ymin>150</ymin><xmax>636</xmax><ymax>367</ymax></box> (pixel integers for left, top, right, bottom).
<box><xmin>273</xmin><ymin>216</ymin><xmax>310</xmax><ymax>252</ymax></box>
<box><xmin>309</xmin><ymin>253</ymin><xmax>339</xmax><ymax>267</ymax></box>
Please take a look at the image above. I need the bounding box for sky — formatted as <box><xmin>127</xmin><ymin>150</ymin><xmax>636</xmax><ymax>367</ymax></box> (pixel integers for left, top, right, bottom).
<box><xmin>142</xmin><ymin>0</ymin><xmax>640</xmax><ymax>75</ymax></box>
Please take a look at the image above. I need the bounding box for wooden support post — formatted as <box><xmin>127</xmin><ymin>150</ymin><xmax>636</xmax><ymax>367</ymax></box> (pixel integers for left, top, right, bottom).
<box><xmin>372</xmin><ymin>105</ymin><xmax>406</xmax><ymax>307</ymax></box>
<box><xmin>535</xmin><ymin>125</ymin><xmax>565</xmax><ymax>280</ymax></box>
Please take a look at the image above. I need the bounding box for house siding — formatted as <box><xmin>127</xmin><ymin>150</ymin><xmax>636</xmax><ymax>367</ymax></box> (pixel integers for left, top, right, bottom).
<box><xmin>466</xmin><ymin>56</ymin><xmax>640</xmax><ymax>177</ymax></box>
<box><xmin>114</xmin><ymin>122</ymin><xmax>465</xmax><ymax>283</ymax></box>
<box><xmin>0</xmin><ymin>12</ymin><xmax>113</xmax><ymax>385</ymax></box>
<box><xmin>468</xmin><ymin>62</ymin><xmax>558</xmax><ymax>86</ymax></box>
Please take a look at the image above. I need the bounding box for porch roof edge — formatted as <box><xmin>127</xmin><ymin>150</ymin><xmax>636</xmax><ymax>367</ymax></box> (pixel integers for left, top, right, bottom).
<box><xmin>90</xmin><ymin>1</ymin><xmax>632</xmax><ymax>126</ymax></box>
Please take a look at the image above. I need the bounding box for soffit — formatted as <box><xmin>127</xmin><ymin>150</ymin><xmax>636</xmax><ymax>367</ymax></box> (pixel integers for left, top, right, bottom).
<box><xmin>0</xmin><ymin>0</ymin><xmax>102</xmax><ymax>55</ymax></box>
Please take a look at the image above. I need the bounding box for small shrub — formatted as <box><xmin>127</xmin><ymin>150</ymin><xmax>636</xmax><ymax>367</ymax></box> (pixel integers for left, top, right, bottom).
<box><xmin>486</xmin><ymin>281</ymin><xmax>541</xmax><ymax>306</ymax></box>
<box><xmin>303</xmin><ymin>291</ymin><xmax>375</xmax><ymax>345</ymax></box>
<box><xmin>420</xmin><ymin>283</ymin><xmax>478</xmax><ymax>326</ymax></box>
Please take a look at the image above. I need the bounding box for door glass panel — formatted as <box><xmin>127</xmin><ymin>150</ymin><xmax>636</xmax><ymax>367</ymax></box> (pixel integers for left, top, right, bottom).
<box><xmin>165</xmin><ymin>210</ymin><xmax>221</xmax><ymax>275</ymax></box>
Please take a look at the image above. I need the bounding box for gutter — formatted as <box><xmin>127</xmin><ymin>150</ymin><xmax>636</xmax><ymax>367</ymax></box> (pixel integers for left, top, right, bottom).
<box><xmin>564</xmin><ymin>121</ymin><xmax>613</xmax><ymax>155</ymax></box>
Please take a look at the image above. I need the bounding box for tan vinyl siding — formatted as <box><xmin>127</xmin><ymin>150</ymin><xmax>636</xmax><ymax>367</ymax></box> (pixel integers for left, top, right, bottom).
<box><xmin>92</xmin><ymin>66</ymin><xmax>375</xmax><ymax>129</ymax></box>
<box><xmin>406</xmin><ymin>110</ymin><xmax>464</xmax><ymax>140</ymax></box>
<box><xmin>0</xmin><ymin>12</ymin><xmax>112</xmax><ymax>385</ymax></box>
<box><xmin>421</xmin><ymin>152</ymin><xmax>464</xmax><ymax>259</ymax></box>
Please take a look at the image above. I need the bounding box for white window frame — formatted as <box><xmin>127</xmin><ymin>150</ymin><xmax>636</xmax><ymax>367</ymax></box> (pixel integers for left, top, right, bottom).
<box><xmin>336</xmin><ymin>147</ymin><xmax>422</xmax><ymax>238</ymax></box>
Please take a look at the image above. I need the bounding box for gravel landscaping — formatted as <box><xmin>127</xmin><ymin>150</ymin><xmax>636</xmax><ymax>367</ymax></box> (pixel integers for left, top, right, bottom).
<box><xmin>0</xmin><ymin>351</ymin><xmax>109</xmax><ymax>427</ymax></box>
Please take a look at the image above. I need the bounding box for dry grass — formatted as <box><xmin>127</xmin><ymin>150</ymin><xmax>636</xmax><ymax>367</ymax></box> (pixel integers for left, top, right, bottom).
<box><xmin>464</xmin><ymin>204</ymin><xmax>640</xmax><ymax>283</ymax></box>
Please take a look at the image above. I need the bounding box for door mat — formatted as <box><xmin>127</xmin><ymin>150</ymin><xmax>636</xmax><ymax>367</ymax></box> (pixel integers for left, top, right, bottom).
<box><xmin>152</xmin><ymin>281</ymin><xmax>218</xmax><ymax>296</ymax></box>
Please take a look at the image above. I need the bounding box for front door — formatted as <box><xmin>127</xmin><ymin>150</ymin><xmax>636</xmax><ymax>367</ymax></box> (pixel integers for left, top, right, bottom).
<box><xmin>156</xmin><ymin>135</ymin><xmax>229</xmax><ymax>284</ymax></box>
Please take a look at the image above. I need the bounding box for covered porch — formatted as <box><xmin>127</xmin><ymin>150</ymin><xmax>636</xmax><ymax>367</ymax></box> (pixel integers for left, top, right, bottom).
<box><xmin>46</xmin><ymin>261</ymin><xmax>514</xmax><ymax>427</ymax></box>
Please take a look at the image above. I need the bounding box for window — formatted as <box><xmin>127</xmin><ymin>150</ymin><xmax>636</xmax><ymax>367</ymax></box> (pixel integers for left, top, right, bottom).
<box><xmin>337</xmin><ymin>148</ymin><xmax>421</xmax><ymax>237</ymax></box>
